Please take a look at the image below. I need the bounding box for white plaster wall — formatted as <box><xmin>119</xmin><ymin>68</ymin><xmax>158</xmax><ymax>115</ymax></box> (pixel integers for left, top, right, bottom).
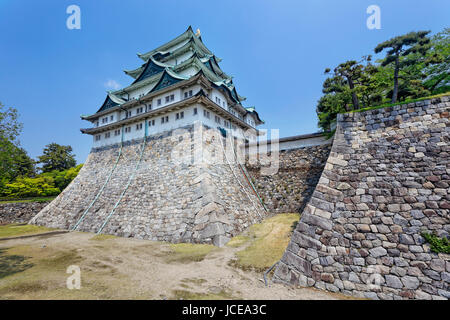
<box><xmin>150</xmin><ymin>88</ymin><xmax>183</xmax><ymax>111</ymax></box>
<box><xmin>243</xmin><ymin>135</ymin><xmax>331</xmax><ymax>155</ymax></box>
<box><xmin>211</xmin><ymin>89</ymin><xmax>228</xmax><ymax>110</ymax></box>
<box><xmin>129</xmin><ymin>83</ymin><xmax>155</xmax><ymax>100</ymax></box>
<box><xmin>91</xmin><ymin>102</ymin><xmax>256</xmax><ymax>149</ymax></box>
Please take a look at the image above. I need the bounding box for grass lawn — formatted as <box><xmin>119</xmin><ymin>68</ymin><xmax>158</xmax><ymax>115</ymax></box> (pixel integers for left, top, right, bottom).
<box><xmin>0</xmin><ymin>224</ymin><xmax>54</xmax><ymax>239</ymax></box>
<box><xmin>0</xmin><ymin>197</ymin><xmax>56</xmax><ymax>204</ymax></box>
<box><xmin>163</xmin><ymin>243</ymin><xmax>218</xmax><ymax>263</ymax></box>
<box><xmin>227</xmin><ymin>213</ymin><xmax>300</xmax><ymax>272</ymax></box>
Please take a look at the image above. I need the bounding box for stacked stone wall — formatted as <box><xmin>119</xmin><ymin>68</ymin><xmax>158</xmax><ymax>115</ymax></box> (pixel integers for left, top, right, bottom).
<box><xmin>246</xmin><ymin>145</ymin><xmax>331</xmax><ymax>213</ymax></box>
<box><xmin>274</xmin><ymin>95</ymin><xmax>450</xmax><ymax>300</ymax></box>
<box><xmin>0</xmin><ymin>202</ymin><xmax>50</xmax><ymax>225</ymax></box>
<box><xmin>31</xmin><ymin>124</ymin><xmax>266</xmax><ymax>246</ymax></box>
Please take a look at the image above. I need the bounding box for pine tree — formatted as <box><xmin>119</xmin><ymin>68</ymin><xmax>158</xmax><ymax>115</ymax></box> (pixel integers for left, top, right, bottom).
<box><xmin>375</xmin><ymin>31</ymin><xmax>432</xmax><ymax>103</ymax></box>
<box><xmin>38</xmin><ymin>143</ymin><xmax>76</xmax><ymax>173</ymax></box>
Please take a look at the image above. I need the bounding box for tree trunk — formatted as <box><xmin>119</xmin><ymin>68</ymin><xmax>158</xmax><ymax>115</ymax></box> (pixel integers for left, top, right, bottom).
<box><xmin>392</xmin><ymin>55</ymin><xmax>400</xmax><ymax>103</ymax></box>
<box><xmin>347</xmin><ymin>77</ymin><xmax>359</xmax><ymax>110</ymax></box>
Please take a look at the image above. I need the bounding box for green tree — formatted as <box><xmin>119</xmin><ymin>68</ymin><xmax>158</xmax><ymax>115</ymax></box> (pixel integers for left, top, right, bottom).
<box><xmin>318</xmin><ymin>56</ymin><xmax>380</xmax><ymax>131</ymax></box>
<box><xmin>41</xmin><ymin>164</ymin><xmax>83</xmax><ymax>191</ymax></box>
<box><xmin>325</xmin><ymin>59</ymin><xmax>366</xmax><ymax>110</ymax></box>
<box><xmin>375</xmin><ymin>30</ymin><xmax>432</xmax><ymax>103</ymax></box>
<box><xmin>0</xmin><ymin>102</ymin><xmax>35</xmax><ymax>182</ymax></box>
<box><xmin>38</xmin><ymin>143</ymin><xmax>76</xmax><ymax>173</ymax></box>
<box><xmin>423</xmin><ymin>28</ymin><xmax>450</xmax><ymax>94</ymax></box>
<box><xmin>10</xmin><ymin>146</ymin><xmax>36</xmax><ymax>178</ymax></box>
<box><xmin>0</xmin><ymin>102</ymin><xmax>22</xmax><ymax>143</ymax></box>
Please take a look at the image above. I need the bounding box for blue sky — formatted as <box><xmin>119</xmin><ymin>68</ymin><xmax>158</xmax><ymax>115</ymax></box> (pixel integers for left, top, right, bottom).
<box><xmin>0</xmin><ymin>0</ymin><xmax>448</xmax><ymax>163</ymax></box>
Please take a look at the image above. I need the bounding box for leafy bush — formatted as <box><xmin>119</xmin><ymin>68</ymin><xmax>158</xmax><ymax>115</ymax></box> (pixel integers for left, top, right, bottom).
<box><xmin>0</xmin><ymin>164</ymin><xmax>83</xmax><ymax>199</ymax></box>
<box><xmin>40</xmin><ymin>164</ymin><xmax>83</xmax><ymax>191</ymax></box>
<box><xmin>421</xmin><ymin>232</ymin><xmax>450</xmax><ymax>254</ymax></box>
<box><xmin>2</xmin><ymin>177</ymin><xmax>60</xmax><ymax>198</ymax></box>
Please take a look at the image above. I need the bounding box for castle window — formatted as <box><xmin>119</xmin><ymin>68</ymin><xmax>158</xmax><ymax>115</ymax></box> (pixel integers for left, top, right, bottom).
<box><xmin>165</xmin><ymin>96</ymin><xmax>170</xmax><ymax>103</ymax></box>
<box><xmin>175</xmin><ymin>112</ymin><xmax>184</xmax><ymax>119</ymax></box>
<box><xmin>110</xmin><ymin>115</ymin><xmax>114</xmax><ymax>121</ymax></box>
<box><xmin>114</xmin><ymin>129</ymin><xmax>121</xmax><ymax>136</ymax></box>
<box><xmin>148</xmin><ymin>119</ymin><xmax>155</xmax><ymax>126</ymax></box>
<box><xmin>193</xmin><ymin>108</ymin><xmax>197</xmax><ymax>115</ymax></box>
<box><xmin>105</xmin><ymin>132</ymin><xmax>110</xmax><ymax>139</ymax></box>
<box><xmin>136</xmin><ymin>123</ymin><xmax>143</xmax><ymax>130</ymax></box>
<box><xmin>170</xmin><ymin>94</ymin><xmax>175</xmax><ymax>101</ymax></box>
<box><xmin>96</xmin><ymin>121</ymin><xmax>99</xmax><ymax>127</ymax></box>
<box><xmin>203</xmin><ymin>110</ymin><xmax>210</xmax><ymax>119</ymax></box>
<box><xmin>95</xmin><ymin>135</ymin><xmax>101</xmax><ymax>141</ymax></box>
<box><xmin>157</xmin><ymin>99</ymin><xmax>161</xmax><ymax>106</ymax></box>
<box><xmin>125</xmin><ymin>127</ymin><xmax>131</xmax><ymax>133</ymax></box>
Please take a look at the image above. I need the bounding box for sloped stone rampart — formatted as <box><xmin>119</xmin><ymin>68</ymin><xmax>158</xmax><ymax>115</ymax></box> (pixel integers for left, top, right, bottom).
<box><xmin>31</xmin><ymin>124</ymin><xmax>266</xmax><ymax>246</ymax></box>
<box><xmin>274</xmin><ymin>96</ymin><xmax>450</xmax><ymax>300</ymax></box>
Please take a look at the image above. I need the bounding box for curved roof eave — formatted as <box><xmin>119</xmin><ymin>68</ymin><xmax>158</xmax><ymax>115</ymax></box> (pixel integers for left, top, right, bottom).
<box><xmin>245</xmin><ymin>108</ymin><xmax>264</xmax><ymax>124</ymax></box>
<box><xmin>212</xmin><ymin>81</ymin><xmax>241</xmax><ymax>105</ymax></box>
<box><xmin>141</xmin><ymin>35</ymin><xmax>216</xmax><ymax>63</ymax></box>
<box><xmin>125</xmin><ymin>57</ymin><xmax>170</xmax><ymax>80</ymax></box>
<box><xmin>148</xmin><ymin>68</ymin><xmax>188</xmax><ymax>94</ymax></box>
<box><xmin>205</xmin><ymin>56</ymin><xmax>231</xmax><ymax>80</ymax></box>
<box><xmin>131</xmin><ymin>58</ymin><xmax>172</xmax><ymax>84</ymax></box>
<box><xmin>95</xmin><ymin>93</ymin><xmax>126</xmax><ymax>114</ymax></box>
<box><xmin>238</xmin><ymin>94</ymin><xmax>247</xmax><ymax>102</ymax></box>
<box><xmin>137</xmin><ymin>26</ymin><xmax>194</xmax><ymax>61</ymax></box>
<box><xmin>124</xmin><ymin>67</ymin><xmax>143</xmax><ymax>79</ymax></box>
<box><xmin>175</xmin><ymin>54</ymin><xmax>226</xmax><ymax>83</ymax></box>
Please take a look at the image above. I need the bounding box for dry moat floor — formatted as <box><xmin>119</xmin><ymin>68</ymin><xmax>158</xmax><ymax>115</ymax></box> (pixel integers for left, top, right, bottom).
<box><xmin>0</xmin><ymin>214</ymin><xmax>351</xmax><ymax>300</ymax></box>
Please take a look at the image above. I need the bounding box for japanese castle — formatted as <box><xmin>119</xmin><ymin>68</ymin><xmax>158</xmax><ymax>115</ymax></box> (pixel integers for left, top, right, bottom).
<box><xmin>81</xmin><ymin>26</ymin><xmax>264</xmax><ymax>147</ymax></box>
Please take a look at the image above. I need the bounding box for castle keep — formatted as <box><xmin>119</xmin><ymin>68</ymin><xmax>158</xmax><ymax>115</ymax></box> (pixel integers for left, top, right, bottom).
<box><xmin>31</xmin><ymin>27</ymin><xmax>268</xmax><ymax>246</ymax></box>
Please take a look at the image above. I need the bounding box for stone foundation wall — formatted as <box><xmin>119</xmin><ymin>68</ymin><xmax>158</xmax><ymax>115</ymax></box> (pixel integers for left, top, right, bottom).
<box><xmin>274</xmin><ymin>95</ymin><xmax>450</xmax><ymax>300</ymax></box>
<box><xmin>0</xmin><ymin>201</ymin><xmax>50</xmax><ymax>225</ymax></box>
<box><xmin>31</xmin><ymin>124</ymin><xmax>266</xmax><ymax>246</ymax></box>
<box><xmin>246</xmin><ymin>145</ymin><xmax>331</xmax><ymax>213</ymax></box>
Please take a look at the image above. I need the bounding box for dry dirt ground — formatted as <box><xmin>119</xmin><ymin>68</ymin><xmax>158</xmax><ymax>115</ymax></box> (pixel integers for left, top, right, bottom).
<box><xmin>0</xmin><ymin>215</ymin><xmax>352</xmax><ymax>300</ymax></box>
